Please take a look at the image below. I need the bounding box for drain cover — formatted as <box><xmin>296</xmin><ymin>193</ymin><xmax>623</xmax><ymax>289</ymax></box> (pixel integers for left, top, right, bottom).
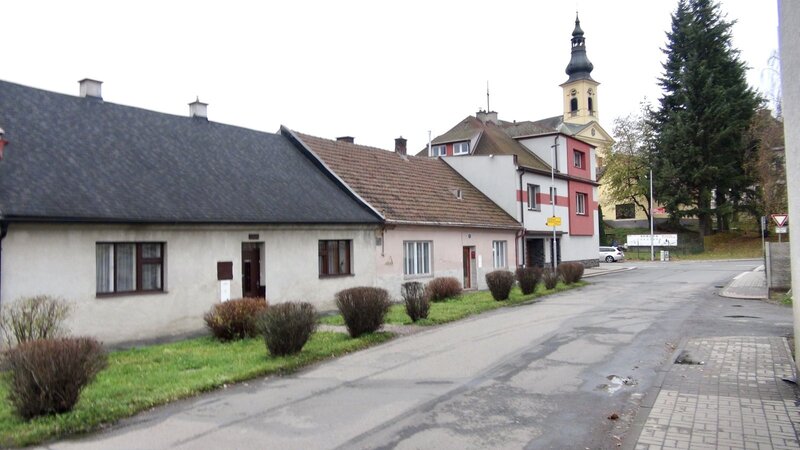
<box><xmin>725</xmin><ymin>315</ymin><xmax>760</xmax><ymax>319</ymax></box>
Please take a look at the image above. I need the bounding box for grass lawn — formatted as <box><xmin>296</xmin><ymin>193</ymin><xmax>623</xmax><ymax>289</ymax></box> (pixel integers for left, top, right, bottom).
<box><xmin>0</xmin><ymin>331</ymin><xmax>392</xmax><ymax>447</ymax></box>
<box><xmin>320</xmin><ymin>281</ymin><xmax>587</xmax><ymax>327</ymax></box>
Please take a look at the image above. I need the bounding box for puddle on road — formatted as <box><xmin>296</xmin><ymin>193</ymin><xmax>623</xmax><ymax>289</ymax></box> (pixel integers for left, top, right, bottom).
<box><xmin>596</xmin><ymin>375</ymin><xmax>637</xmax><ymax>394</ymax></box>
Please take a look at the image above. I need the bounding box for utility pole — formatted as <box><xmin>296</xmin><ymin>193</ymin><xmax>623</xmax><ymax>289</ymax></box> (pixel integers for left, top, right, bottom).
<box><xmin>551</xmin><ymin>136</ymin><xmax>559</xmax><ymax>270</ymax></box>
<box><xmin>650</xmin><ymin>169</ymin><xmax>654</xmax><ymax>261</ymax></box>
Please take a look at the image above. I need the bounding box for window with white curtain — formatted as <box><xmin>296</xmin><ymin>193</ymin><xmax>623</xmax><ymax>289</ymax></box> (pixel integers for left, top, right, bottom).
<box><xmin>96</xmin><ymin>242</ymin><xmax>164</xmax><ymax>294</ymax></box>
<box><xmin>492</xmin><ymin>241</ymin><xmax>507</xmax><ymax>268</ymax></box>
<box><xmin>403</xmin><ymin>241</ymin><xmax>432</xmax><ymax>276</ymax></box>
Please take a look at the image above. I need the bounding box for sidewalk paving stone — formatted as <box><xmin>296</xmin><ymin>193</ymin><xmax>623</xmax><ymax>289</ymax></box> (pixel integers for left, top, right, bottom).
<box><xmin>631</xmin><ymin>337</ymin><xmax>800</xmax><ymax>450</ymax></box>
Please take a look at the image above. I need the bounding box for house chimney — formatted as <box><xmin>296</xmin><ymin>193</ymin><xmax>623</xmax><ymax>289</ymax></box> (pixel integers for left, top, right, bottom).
<box><xmin>337</xmin><ymin>136</ymin><xmax>355</xmax><ymax>143</ymax></box>
<box><xmin>189</xmin><ymin>97</ymin><xmax>208</xmax><ymax>119</ymax></box>
<box><xmin>78</xmin><ymin>78</ymin><xmax>103</xmax><ymax>99</ymax></box>
<box><xmin>476</xmin><ymin>110</ymin><xmax>498</xmax><ymax>124</ymax></box>
<box><xmin>395</xmin><ymin>136</ymin><xmax>407</xmax><ymax>156</ymax></box>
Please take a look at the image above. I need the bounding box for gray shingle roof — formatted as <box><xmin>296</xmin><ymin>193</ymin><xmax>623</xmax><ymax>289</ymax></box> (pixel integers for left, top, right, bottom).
<box><xmin>0</xmin><ymin>80</ymin><xmax>380</xmax><ymax>224</ymax></box>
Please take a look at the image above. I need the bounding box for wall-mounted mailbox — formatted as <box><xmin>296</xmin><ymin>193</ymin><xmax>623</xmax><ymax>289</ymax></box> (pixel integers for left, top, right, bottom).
<box><xmin>217</xmin><ymin>261</ymin><xmax>233</xmax><ymax>280</ymax></box>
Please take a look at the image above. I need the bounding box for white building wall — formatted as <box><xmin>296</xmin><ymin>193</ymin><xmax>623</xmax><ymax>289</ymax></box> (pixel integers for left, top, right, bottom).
<box><xmin>374</xmin><ymin>225</ymin><xmax>518</xmax><ymax>298</ymax></box>
<box><xmin>517</xmin><ymin>135</ymin><xmax>567</xmax><ymax>173</ymax></box>
<box><xmin>0</xmin><ymin>223</ymin><xmax>377</xmax><ymax>345</ymax></box>
<box><xmin>442</xmin><ymin>156</ymin><xmax>519</xmax><ymax>219</ymax></box>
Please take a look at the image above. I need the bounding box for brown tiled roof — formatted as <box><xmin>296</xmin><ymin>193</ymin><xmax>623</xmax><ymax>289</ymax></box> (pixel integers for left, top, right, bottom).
<box><xmin>471</xmin><ymin>121</ymin><xmax>552</xmax><ymax>171</ymax></box>
<box><xmin>292</xmin><ymin>131</ymin><xmax>521</xmax><ymax>229</ymax></box>
<box><xmin>502</xmin><ymin>116</ymin><xmax>588</xmax><ymax>138</ymax></box>
<box><xmin>430</xmin><ymin>116</ymin><xmax>481</xmax><ymax>144</ymax></box>
<box><xmin>419</xmin><ymin>116</ymin><xmax>552</xmax><ymax>172</ymax></box>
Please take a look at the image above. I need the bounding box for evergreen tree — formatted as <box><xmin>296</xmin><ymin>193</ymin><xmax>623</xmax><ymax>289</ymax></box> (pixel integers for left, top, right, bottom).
<box><xmin>652</xmin><ymin>0</ymin><xmax>760</xmax><ymax>235</ymax></box>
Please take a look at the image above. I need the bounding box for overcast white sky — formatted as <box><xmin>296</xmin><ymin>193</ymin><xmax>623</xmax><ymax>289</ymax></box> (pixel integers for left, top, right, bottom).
<box><xmin>2</xmin><ymin>1</ymin><xmax>779</xmax><ymax>151</ymax></box>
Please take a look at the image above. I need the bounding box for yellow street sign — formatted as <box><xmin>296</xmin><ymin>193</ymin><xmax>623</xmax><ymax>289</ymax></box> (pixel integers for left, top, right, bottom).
<box><xmin>546</xmin><ymin>216</ymin><xmax>562</xmax><ymax>227</ymax></box>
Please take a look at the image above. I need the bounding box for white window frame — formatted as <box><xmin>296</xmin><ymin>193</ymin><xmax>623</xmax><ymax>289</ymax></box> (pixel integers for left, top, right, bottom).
<box><xmin>403</xmin><ymin>241</ymin><xmax>432</xmax><ymax>276</ymax></box>
<box><xmin>453</xmin><ymin>142</ymin><xmax>469</xmax><ymax>155</ymax></box>
<box><xmin>549</xmin><ymin>187</ymin><xmax>558</xmax><ymax>206</ymax></box>
<box><xmin>527</xmin><ymin>184</ymin><xmax>540</xmax><ymax>210</ymax></box>
<box><xmin>576</xmin><ymin>192</ymin><xmax>587</xmax><ymax>215</ymax></box>
<box><xmin>492</xmin><ymin>241</ymin><xmax>508</xmax><ymax>268</ymax></box>
<box><xmin>431</xmin><ymin>145</ymin><xmax>446</xmax><ymax>157</ymax></box>
<box><xmin>96</xmin><ymin>242</ymin><xmax>165</xmax><ymax>295</ymax></box>
<box><xmin>573</xmin><ymin>149</ymin><xmax>585</xmax><ymax>169</ymax></box>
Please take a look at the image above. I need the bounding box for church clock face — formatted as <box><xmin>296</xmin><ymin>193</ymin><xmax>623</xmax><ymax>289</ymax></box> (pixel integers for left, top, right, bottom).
<box><xmin>570</xmin><ymin>89</ymin><xmax>577</xmax><ymax>96</ymax></box>
<box><xmin>587</xmin><ymin>88</ymin><xmax>594</xmax><ymax>95</ymax></box>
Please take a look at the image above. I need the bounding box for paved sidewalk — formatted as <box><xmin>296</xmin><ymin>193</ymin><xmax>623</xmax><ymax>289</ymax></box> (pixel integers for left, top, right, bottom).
<box><xmin>719</xmin><ymin>266</ymin><xmax>768</xmax><ymax>300</ymax></box>
<box><xmin>627</xmin><ymin>336</ymin><xmax>800</xmax><ymax>450</ymax></box>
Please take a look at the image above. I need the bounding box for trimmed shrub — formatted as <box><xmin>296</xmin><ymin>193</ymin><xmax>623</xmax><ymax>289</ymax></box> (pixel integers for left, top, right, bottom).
<box><xmin>542</xmin><ymin>268</ymin><xmax>559</xmax><ymax>290</ymax></box>
<box><xmin>203</xmin><ymin>297</ymin><xmax>268</xmax><ymax>341</ymax></box>
<box><xmin>0</xmin><ymin>295</ymin><xmax>71</xmax><ymax>347</ymax></box>
<box><xmin>516</xmin><ymin>267</ymin><xmax>542</xmax><ymax>295</ymax></box>
<box><xmin>335</xmin><ymin>287</ymin><xmax>391</xmax><ymax>337</ymax></box>
<box><xmin>402</xmin><ymin>281</ymin><xmax>430</xmax><ymax>322</ymax></box>
<box><xmin>486</xmin><ymin>270</ymin><xmax>515</xmax><ymax>301</ymax></box>
<box><xmin>256</xmin><ymin>302</ymin><xmax>317</xmax><ymax>356</ymax></box>
<box><xmin>558</xmin><ymin>262</ymin><xmax>585</xmax><ymax>284</ymax></box>
<box><xmin>425</xmin><ymin>277</ymin><xmax>462</xmax><ymax>302</ymax></box>
<box><xmin>5</xmin><ymin>337</ymin><xmax>107</xmax><ymax>419</ymax></box>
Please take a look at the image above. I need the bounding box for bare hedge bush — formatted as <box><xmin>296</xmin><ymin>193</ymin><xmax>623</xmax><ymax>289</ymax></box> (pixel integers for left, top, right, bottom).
<box><xmin>0</xmin><ymin>295</ymin><xmax>71</xmax><ymax>348</ymax></box>
<box><xmin>425</xmin><ymin>277</ymin><xmax>462</xmax><ymax>302</ymax></box>
<box><xmin>542</xmin><ymin>268</ymin><xmax>559</xmax><ymax>290</ymax></box>
<box><xmin>256</xmin><ymin>302</ymin><xmax>317</xmax><ymax>356</ymax></box>
<box><xmin>5</xmin><ymin>337</ymin><xmax>107</xmax><ymax>419</ymax></box>
<box><xmin>516</xmin><ymin>267</ymin><xmax>542</xmax><ymax>295</ymax></box>
<box><xmin>402</xmin><ymin>281</ymin><xmax>429</xmax><ymax>322</ymax></box>
<box><xmin>486</xmin><ymin>270</ymin><xmax>515</xmax><ymax>301</ymax></box>
<box><xmin>335</xmin><ymin>287</ymin><xmax>390</xmax><ymax>337</ymax></box>
<box><xmin>203</xmin><ymin>297</ymin><xmax>268</xmax><ymax>341</ymax></box>
<box><xmin>557</xmin><ymin>262</ymin><xmax>585</xmax><ymax>284</ymax></box>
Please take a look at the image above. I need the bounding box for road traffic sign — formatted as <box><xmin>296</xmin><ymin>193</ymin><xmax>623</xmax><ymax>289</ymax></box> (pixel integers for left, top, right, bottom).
<box><xmin>771</xmin><ymin>214</ymin><xmax>788</xmax><ymax>227</ymax></box>
<box><xmin>546</xmin><ymin>216</ymin><xmax>562</xmax><ymax>227</ymax></box>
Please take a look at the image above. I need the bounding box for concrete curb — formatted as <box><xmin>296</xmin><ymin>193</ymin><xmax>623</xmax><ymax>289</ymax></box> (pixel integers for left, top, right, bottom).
<box><xmin>583</xmin><ymin>266</ymin><xmax>637</xmax><ymax>278</ymax></box>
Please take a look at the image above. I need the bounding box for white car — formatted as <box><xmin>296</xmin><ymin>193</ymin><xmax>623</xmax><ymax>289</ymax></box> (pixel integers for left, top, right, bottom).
<box><xmin>599</xmin><ymin>246</ymin><xmax>625</xmax><ymax>263</ymax></box>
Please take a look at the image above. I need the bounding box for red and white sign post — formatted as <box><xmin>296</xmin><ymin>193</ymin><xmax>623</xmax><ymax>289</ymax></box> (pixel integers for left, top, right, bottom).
<box><xmin>771</xmin><ymin>214</ymin><xmax>789</xmax><ymax>242</ymax></box>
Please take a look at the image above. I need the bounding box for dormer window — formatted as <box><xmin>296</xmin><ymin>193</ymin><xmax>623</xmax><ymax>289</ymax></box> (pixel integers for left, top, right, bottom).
<box><xmin>431</xmin><ymin>145</ymin><xmax>446</xmax><ymax>157</ymax></box>
<box><xmin>453</xmin><ymin>142</ymin><xmax>469</xmax><ymax>155</ymax></box>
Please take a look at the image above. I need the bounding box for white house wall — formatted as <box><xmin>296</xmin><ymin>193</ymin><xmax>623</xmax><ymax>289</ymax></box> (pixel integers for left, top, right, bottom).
<box><xmin>0</xmin><ymin>223</ymin><xmax>377</xmax><ymax>345</ymax></box>
<box><xmin>442</xmin><ymin>156</ymin><xmax>519</xmax><ymax>219</ymax></box>
<box><xmin>517</xmin><ymin>136</ymin><xmax>567</xmax><ymax>173</ymax></box>
<box><xmin>374</xmin><ymin>225</ymin><xmax>518</xmax><ymax>298</ymax></box>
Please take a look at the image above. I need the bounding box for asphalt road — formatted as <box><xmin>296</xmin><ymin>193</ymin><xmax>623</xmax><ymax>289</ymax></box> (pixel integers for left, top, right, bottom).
<box><xmin>45</xmin><ymin>260</ymin><xmax>794</xmax><ymax>450</ymax></box>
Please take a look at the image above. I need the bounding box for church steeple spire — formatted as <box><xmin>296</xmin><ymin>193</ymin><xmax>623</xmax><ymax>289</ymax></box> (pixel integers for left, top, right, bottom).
<box><xmin>560</xmin><ymin>13</ymin><xmax>599</xmax><ymax>125</ymax></box>
<box><xmin>565</xmin><ymin>13</ymin><xmax>594</xmax><ymax>83</ymax></box>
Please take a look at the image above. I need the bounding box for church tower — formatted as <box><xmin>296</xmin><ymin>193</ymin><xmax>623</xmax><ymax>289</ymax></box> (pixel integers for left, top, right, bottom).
<box><xmin>561</xmin><ymin>13</ymin><xmax>599</xmax><ymax>125</ymax></box>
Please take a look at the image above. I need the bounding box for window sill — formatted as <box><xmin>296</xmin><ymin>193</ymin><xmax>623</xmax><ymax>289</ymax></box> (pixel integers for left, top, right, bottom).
<box><xmin>404</xmin><ymin>274</ymin><xmax>433</xmax><ymax>280</ymax></box>
<box><xmin>96</xmin><ymin>290</ymin><xmax>167</xmax><ymax>299</ymax></box>
<box><xmin>319</xmin><ymin>274</ymin><xmax>355</xmax><ymax>279</ymax></box>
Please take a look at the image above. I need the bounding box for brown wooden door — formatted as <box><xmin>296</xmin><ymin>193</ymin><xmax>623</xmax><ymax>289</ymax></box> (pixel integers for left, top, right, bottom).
<box><xmin>241</xmin><ymin>243</ymin><xmax>261</xmax><ymax>298</ymax></box>
<box><xmin>463</xmin><ymin>246</ymin><xmax>472</xmax><ymax>289</ymax></box>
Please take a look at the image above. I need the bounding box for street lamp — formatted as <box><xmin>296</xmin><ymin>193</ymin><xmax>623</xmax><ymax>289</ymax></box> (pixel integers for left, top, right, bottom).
<box><xmin>550</xmin><ymin>136</ymin><xmax>559</xmax><ymax>270</ymax></box>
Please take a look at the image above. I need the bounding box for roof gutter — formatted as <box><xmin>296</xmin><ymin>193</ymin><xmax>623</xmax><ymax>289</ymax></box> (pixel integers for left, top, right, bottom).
<box><xmin>279</xmin><ymin>125</ymin><xmax>385</xmax><ymax>222</ymax></box>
